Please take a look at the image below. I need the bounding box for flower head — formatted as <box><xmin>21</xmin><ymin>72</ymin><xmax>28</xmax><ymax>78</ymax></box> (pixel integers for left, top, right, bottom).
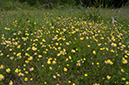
<box><xmin>0</xmin><ymin>74</ymin><xmax>4</xmax><ymax>81</ymax></box>
<box><xmin>6</xmin><ymin>68</ymin><xmax>11</xmax><ymax>73</ymax></box>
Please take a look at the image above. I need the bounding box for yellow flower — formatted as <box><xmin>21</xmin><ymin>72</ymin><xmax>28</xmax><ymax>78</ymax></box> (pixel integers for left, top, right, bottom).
<box><xmin>5</xmin><ymin>27</ymin><xmax>7</xmax><ymax>30</ymax></box>
<box><xmin>72</xmin><ymin>83</ymin><xmax>75</xmax><ymax>85</ymax></box>
<box><xmin>6</xmin><ymin>68</ymin><xmax>11</xmax><ymax>73</ymax></box>
<box><xmin>22</xmin><ymin>37</ymin><xmax>28</xmax><ymax>41</ymax></box>
<box><xmin>25</xmin><ymin>60</ymin><xmax>29</xmax><ymax>63</ymax></box>
<box><xmin>29</xmin><ymin>67</ymin><xmax>34</xmax><ymax>71</ymax></box>
<box><xmin>122</xmin><ymin>78</ymin><xmax>126</xmax><ymax>81</ymax></box>
<box><xmin>64</xmin><ymin>67</ymin><xmax>67</xmax><ymax>72</ymax></box>
<box><xmin>69</xmin><ymin>56</ymin><xmax>72</xmax><ymax>59</ymax></box>
<box><xmin>57</xmin><ymin>53</ymin><xmax>61</xmax><ymax>56</ymax></box>
<box><xmin>32</xmin><ymin>46</ymin><xmax>37</xmax><ymax>51</ymax></box>
<box><xmin>107</xmin><ymin>75</ymin><xmax>111</xmax><ymax>80</ymax></box>
<box><xmin>68</xmin><ymin>80</ymin><xmax>71</xmax><ymax>83</ymax></box>
<box><xmin>93</xmin><ymin>50</ymin><xmax>96</xmax><ymax>55</ymax></box>
<box><xmin>53</xmin><ymin>75</ymin><xmax>56</xmax><ymax>79</ymax></box>
<box><xmin>18</xmin><ymin>72</ymin><xmax>24</xmax><ymax>76</ymax></box>
<box><xmin>51</xmin><ymin>26</ymin><xmax>54</xmax><ymax>29</ymax></box>
<box><xmin>124</xmin><ymin>55</ymin><xmax>128</xmax><ymax>58</ymax></box>
<box><xmin>42</xmin><ymin>65</ymin><xmax>44</xmax><ymax>67</ymax></box>
<box><xmin>15</xmin><ymin>68</ymin><xmax>19</xmax><ymax>73</ymax></box>
<box><xmin>71</xmin><ymin>49</ymin><xmax>76</xmax><ymax>53</ymax></box>
<box><xmin>100</xmin><ymin>37</ymin><xmax>104</xmax><ymax>39</ymax></box>
<box><xmin>28</xmin><ymin>56</ymin><xmax>33</xmax><ymax>60</ymax></box>
<box><xmin>49</xmin><ymin>67</ymin><xmax>52</xmax><ymax>70</ymax></box>
<box><xmin>42</xmin><ymin>39</ymin><xmax>46</xmax><ymax>42</ymax></box>
<box><xmin>30</xmin><ymin>78</ymin><xmax>33</xmax><ymax>81</ymax></box>
<box><xmin>122</xmin><ymin>58</ymin><xmax>128</xmax><ymax>64</ymax></box>
<box><xmin>100</xmin><ymin>48</ymin><xmax>103</xmax><ymax>50</ymax></box>
<box><xmin>66</xmin><ymin>42</ymin><xmax>70</xmax><ymax>45</ymax></box>
<box><xmin>96</xmin><ymin>62</ymin><xmax>99</xmax><ymax>65</ymax></box>
<box><xmin>17</xmin><ymin>45</ymin><xmax>21</xmax><ymax>48</ymax></box>
<box><xmin>57</xmin><ymin>74</ymin><xmax>60</xmax><ymax>77</ymax></box>
<box><xmin>84</xmin><ymin>74</ymin><xmax>88</xmax><ymax>77</ymax></box>
<box><xmin>24</xmin><ymin>77</ymin><xmax>28</xmax><ymax>81</ymax></box>
<box><xmin>0</xmin><ymin>74</ymin><xmax>4</xmax><ymax>81</ymax></box>
<box><xmin>86</xmin><ymin>36</ymin><xmax>89</xmax><ymax>39</ymax></box>
<box><xmin>105</xmin><ymin>59</ymin><xmax>113</xmax><ymax>65</ymax></box>
<box><xmin>47</xmin><ymin>60</ymin><xmax>51</xmax><ymax>64</ymax></box>
<box><xmin>9</xmin><ymin>80</ymin><xmax>13</xmax><ymax>85</ymax></box>
<box><xmin>80</xmin><ymin>37</ymin><xmax>84</xmax><ymax>40</ymax></box>
<box><xmin>38</xmin><ymin>55</ymin><xmax>42</xmax><ymax>58</ymax></box>
<box><xmin>44</xmin><ymin>82</ymin><xmax>47</xmax><ymax>84</ymax></box>
<box><xmin>111</xmin><ymin>43</ymin><xmax>117</xmax><ymax>47</ymax></box>
<box><xmin>0</xmin><ymin>65</ymin><xmax>4</xmax><ymax>69</ymax></box>
<box><xmin>87</xmin><ymin>45</ymin><xmax>90</xmax><ymax>47</ymax></box>
<box><xmin>52</xmin><ymin>61</ymin><xmax>56</xmax><ymax>64</ymax></box>
<box><xmin>93</xmin><ymin>83</ymin><xmax>100</xmax><ymax>85</ymax></box>
<box><xmin>16</xmin><ymin>53</ymin><xmax>21</xmax><ymax>56</ymax></box>
<box><xmin>76</xmin><ymin>62</ymin><xmax>81</xmax><ymax>66</ymax></box>
<box><xmin>121</xmin><ymin>69</ymin><xmax>125</xmax><ymax>73</ymax></box>
<box><xmin>126</xmin><ymin>81</ymin><xmax>129</xmax><ymax>85</ymax></box>
<box><xmin>25</xmin><ymin>71</ymin><xmax>28</xmax><ymax>74</ymax></box>
<box><xmin>0</xmin><ymin>53</ymin><xmax>3</xmax><ymax>56</ymax></box>
<box><xmin>111</xmin><ymin>49</ymin><xmax>114</xmax><ymax>53</ymax></box>
<box><xmin>106</xmin><ymin>47</ymin><xmax>109</xmax><ymax>51</ymax></box>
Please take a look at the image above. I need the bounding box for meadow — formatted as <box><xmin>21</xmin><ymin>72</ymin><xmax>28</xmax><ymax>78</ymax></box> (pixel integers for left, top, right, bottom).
<box><xmin>0</xmin><ymin>7</ymin><xmax>129</xmax><ymax>85</ymax></box>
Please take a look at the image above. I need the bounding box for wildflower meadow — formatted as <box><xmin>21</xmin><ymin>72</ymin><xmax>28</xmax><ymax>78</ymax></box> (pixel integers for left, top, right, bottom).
<box><xmin>0</xmin><ymin>7</ymin><xmax>129</xmax><ymax>85</ymax></box>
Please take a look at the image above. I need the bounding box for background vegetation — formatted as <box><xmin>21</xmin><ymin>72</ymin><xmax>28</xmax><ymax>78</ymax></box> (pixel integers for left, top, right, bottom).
<box><xmin>0</xmin><ymin>0</ymin><xmax>129</xmax><ymax>11</ymax></box>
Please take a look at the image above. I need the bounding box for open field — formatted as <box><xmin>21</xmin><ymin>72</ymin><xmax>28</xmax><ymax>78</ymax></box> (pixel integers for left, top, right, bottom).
<box><xmin>0</xmin><ymin>7</ymin><xmax>129</xmax><ymax>85</ymax></box>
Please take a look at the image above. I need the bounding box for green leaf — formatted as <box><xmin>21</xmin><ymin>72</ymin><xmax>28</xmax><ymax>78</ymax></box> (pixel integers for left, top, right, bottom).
<box><xmin>126</xmin><ymin>41</ymin><xmax>129</xmax><ymax>45</ymax></box>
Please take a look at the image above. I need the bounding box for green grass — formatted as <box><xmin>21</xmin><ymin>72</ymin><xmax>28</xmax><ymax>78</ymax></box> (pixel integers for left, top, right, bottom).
<box><xmin>0</xmin><ymin>7</ymin><xmax>129</xmax><ymax>85</ymax></box>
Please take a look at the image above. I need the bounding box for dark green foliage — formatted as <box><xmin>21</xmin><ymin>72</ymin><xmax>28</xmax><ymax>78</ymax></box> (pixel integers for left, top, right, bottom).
<box><xmin>26</xmin><ymin>0</ymin><xmax>37</xmax><ymax>6</ymax></box>
<box><xmin>23</xmin><ymin>0</ymin><xmax>129</xmax><ymax>8</ymax></box>
<box><xmin>18</xmin><ymin>0</ymin><xmax>37</xmax><ymax>6</ymax></box>
<box><xmin>80</xmin><ymin>0</ymin><xmax>128</xmax><ymax>8</ymax></box>
<box><xmin>112</xmin><ymin>0</ymin><xmax>128</xmax><ymax>8</ymax></box>
<box><xmin>0</xmin><ymin>0</ymin><xmax>129</xmax><ymax>9</ymax></box>
<box><xmin>19</xmin><ymin>0</ymin><xmax>26</xmax><ymax>3</ymax></box>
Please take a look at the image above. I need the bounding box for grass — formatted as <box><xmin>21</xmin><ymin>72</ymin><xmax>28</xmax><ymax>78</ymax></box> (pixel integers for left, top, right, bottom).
<box><xmin>0</xmin><ymin>7</ymin><xmax>129</xmax><ymax>85</ymax></box>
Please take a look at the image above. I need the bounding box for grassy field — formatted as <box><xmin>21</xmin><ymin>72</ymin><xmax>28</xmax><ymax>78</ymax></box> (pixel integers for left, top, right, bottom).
<box><xmin>0</xmin><ymin>7</ymin><xmax>129</xmax><ymax>85</ymax></box>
